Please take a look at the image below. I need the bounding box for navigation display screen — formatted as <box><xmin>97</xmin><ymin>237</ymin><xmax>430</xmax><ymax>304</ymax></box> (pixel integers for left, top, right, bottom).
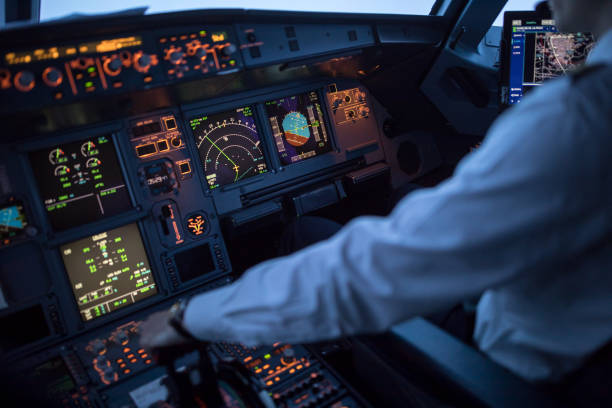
<box><xmin>265</xmin><ymin>91</ymin><xmax>332</xmax><ymax>165</ymax></box>
<box><xmin>190</xmin><ymin>106</ymin><xmax>268</xmax><ymax>190</ymax></box>
<box><xmin>60</xmin><ymin>223</ymin><xmax>157</xmax><ymax>322</ymax></box>
<box><xmin>0</xmin><ymin>201</ymin><xmax>28</xmax><ymax>243</ymax></box>
<box><xmin>503</xmin><ymin>13</ymin><xmax>595</xmax><ymax>105</ymax></box>
<box><xmin>29</xmin><ymin>135</ymin><xmax>132</xmax><ymax>231</ymax></box>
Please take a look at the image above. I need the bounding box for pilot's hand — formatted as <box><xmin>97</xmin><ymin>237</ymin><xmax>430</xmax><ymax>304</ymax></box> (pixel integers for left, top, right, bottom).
<box><xmin>139</xmin><ymin>310</ymin><xmax>188</xmax><ymax>350</ymax></box>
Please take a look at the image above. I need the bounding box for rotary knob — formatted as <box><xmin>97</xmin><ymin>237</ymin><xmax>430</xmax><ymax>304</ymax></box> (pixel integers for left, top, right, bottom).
<box><xmin>169</xmin><ymin>50</ymin><xmax>185</xmax><ymax>65</ymax></box>
<box><xmin>91</xmin><ymin>339</ymin><xmax>107</xmax><ymax>355</ymax></box>
<box><xmin>102</xmin><ymin>366</ymin><xmax>116</xmax><ymax>383</ymax></box>
<box><xmin>14</xmin><ymin>70</ymin><xmax>35</xmax><ymax>92</ymax></box>
<box><xmin>219</xmin><ymin>43</ymin><xmax>237</xmax><ymax>58</ymax></box>
<box><xmin>134</xmin><ymin>52</ymin><xmax>152</xmax><ymax>73</ymax></box>
<box><xmin>42</xmin><ymin>67</ymin><xmax>63</xmax><ymax>87</ymax></box>
<box><xmin>104</xmin><ymin>57</ymin><xmax>123</xmax><ymax>76</ymax></box>
<box><xmin>281</xmin><ymin>348</ymin><xmax>296</xmax><ymax>365</ymax></box>
<box><xmin>114</xmin><ymin>330</ymin><xmax>129</xmax><ymax>345</ymax></box>
<box><xmin>195</xmin><ymin>47</ymin><xmax>208</xmax><ymax>61</ymax></box>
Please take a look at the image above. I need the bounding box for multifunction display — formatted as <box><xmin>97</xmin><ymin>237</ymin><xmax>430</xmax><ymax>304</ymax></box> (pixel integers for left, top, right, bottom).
<box><xmin>190</xmin><ymin>106</ymin><xmax>268</xmax><ymax>190</ymax></box>
<box><xmin>29</xmin><ymin>135</ymin><xmax>131</xmax><ymax>231</ymax></box>
<box><xmin>60</xmin><ymin>223</ymin><xmax>157</xmax><ymax>322</ymax></box>
<box><xmin>505</xmin><ymin>16</ymin><xmax>595</xmax><ymax>104</ymax></box>
<box><xmin>265</xmin><ymin>91</ymin><xmax>332</xmax><ymax>165</ymax></box>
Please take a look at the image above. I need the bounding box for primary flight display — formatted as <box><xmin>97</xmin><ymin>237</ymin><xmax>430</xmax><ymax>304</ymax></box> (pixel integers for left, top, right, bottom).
<box><xmin>265</xmin><ymin>91</ymin><xmax>332</xmax><ymax>165</ymax></box>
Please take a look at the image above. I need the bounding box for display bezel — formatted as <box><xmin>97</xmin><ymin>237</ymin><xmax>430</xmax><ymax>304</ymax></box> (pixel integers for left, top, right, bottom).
<box><xmin>188</xmin><ymin>105</ymin><xmax>272</xmax><ymax>191</ymax></box>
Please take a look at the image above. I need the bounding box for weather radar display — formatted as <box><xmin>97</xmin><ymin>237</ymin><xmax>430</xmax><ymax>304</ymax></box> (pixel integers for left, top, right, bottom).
<box><xmin>265</xmin><ymin>91</ymin><xmax>332</xmax><ymax>165</ymax></box>
<box><xmin>190</xmin><ymin>107</ymin><xmax>268</xmax><ymax>190</ymax></box>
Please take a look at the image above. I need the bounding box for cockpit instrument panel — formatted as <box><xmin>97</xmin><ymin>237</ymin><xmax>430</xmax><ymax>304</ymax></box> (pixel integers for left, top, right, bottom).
<box><xmin>29</xmin><ymin>135</ymin><xmax>131</xmax><ymax>231</ymax></box>
<box><xmin>60</xmin><ymin>223</ymin><xmax>157</xmax><ymax>322</ymax></box>
<box><xmin>190</xmin><ymin>106</ymin><xmax>268</xmax><ymax>190</ymax></box>
<box><xmin>265</xmin><ymin>91</ymin><xmax>331</xmax><ymax>166</ymax></box>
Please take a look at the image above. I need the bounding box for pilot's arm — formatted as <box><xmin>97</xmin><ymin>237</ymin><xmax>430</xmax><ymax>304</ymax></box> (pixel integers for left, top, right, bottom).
<box><xmin>141</xmin><ymin>75</ymin><xmax>610</xmax><ymax>349</ymax></box>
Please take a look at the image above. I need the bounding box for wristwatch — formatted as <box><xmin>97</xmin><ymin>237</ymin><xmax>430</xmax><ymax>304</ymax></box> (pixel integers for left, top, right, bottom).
<box><xmin>168</xmin><ymin>298</ymin><xmax>198</xmax><ymax>341</ymax></box>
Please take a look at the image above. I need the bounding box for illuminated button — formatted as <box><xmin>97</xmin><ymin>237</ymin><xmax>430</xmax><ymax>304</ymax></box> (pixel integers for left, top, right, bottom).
<box><xmin>141</xmin><ymin>354</ymin><xmax>149</xmax><ymax>359</ymax></box>
<box><xmin>116</xmin><ymin>359</ymin><xmax>124</xmax><ymax>363</ymax></box>
<box><xmin>274</xmin><ymin>377</ymin><xmax>280</xmax><ymax>382</ymax></box>
<box><xmin>297</xmin><ymin>365</ymin><xmax>303</xmax><ymax>370</ymax></box>
<box><xmin>179</xmin><ymin>162</ymin><xmax>191</xmax><ymax>175</ymax></box>
<box><xmin>123</xmin><ymin>347</ymin><xmax>131</xmax><ymax>353</ymax></box>
<box><xmin>145</xmin><ymin>360</ymin><xmax>152</xmax><ymax>364</ymax></box>
<box><xmin>263</xmin><ymin>364</ymin><xmax>270</xmax><ymax>370</ymax></box>
<box><xmin>126</xmin><ymin>354</ymin><xmax>135</xmax><ymax>359</ymax></box>
<box><xmin>266</xmin><ymin>380</ymin><xmax>274</xmax><ymax>386</ymax></box>
<box><xmin>136</xmin><ymin>143</ymin><xmax>157</xmax><ymax>157</ymax></box>
<box><xmin>137</xmin><ymin>348</ymin><xmax>146</xmax><ymax>354</ymax></box>
<box><xmin>255</xmin><ymin>368</ymin><xmax>262</xmax><ymax>374</ymax></box>
<box><xmin>123</xmin><ymin>369</ymin><xmax>131</xmax><ymax>374</ymax></box>
<box><xmin>130</xmin><ymin>358</ymin><xmax>138</xmax><ymax>364</ymax></box>
<box><xmin>164</xmin><ymin>118</ymin><xmax>177</xmax><ymax>130</ymax></box>
<box><xmin>112</xmin><ymin>81</ymin><xmax>123</xmax><ymax>88</ymax></box>
<box><xmin>144</xmin><ymin>75</ymin><xmax>153</xmax><ymax>83</ymax></box>
<box><xmin>54</xmin><ymin>91</ymin><xmax>63</xmax><ymax>100</ymax></box>
<box><xmin>119</xmin><ymin>363</ymin><xmax>126</xmax><ymax>368</ymax></box>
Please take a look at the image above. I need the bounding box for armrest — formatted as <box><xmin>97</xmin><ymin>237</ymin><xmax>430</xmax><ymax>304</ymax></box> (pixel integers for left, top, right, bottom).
<box><xmin>387</xmin><ymin>317</ymin><xmax>557</xmax><ymax>407</ymax></box>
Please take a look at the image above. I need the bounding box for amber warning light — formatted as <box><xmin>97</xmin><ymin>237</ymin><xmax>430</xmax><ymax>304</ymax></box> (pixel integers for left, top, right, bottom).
<box><xmin>4</xmin><ymin>36</ymin><xmax>143</xmax><ymax>65</ymax></box>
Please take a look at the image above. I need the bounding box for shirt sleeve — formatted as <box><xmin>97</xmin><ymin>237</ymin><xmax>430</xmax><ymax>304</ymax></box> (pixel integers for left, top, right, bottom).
<box><xmin>183</xmin><ymin>82</ymin><xmax>608</xmax><ymax>346</ymax></box>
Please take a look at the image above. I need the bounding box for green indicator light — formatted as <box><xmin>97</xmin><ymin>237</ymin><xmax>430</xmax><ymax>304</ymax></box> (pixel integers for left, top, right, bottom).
<box><xmin>87</xmin><ymin>67</ymin><xmax>96</xmax><ymax>73</ymax></box>
<box><xmin>264</xmin><ymin>354</ymin><xmax>271</xmax><ymax>360</ymax></box>
<box><xmin>85</xmin><ymin>81</ymin><xmax>93</xmax><ymax>88</ymax></box>
<box><xmin>200</xmin><ymin>30</ymin><xmax>207</xmax><ymax>36</ymax></box>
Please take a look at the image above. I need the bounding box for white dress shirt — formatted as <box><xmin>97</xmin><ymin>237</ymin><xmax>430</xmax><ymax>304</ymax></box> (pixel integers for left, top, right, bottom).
<box><xmin>184</xmin><ymin>29</ymin><xmax>612</xmax><ymax>382</ymax></box>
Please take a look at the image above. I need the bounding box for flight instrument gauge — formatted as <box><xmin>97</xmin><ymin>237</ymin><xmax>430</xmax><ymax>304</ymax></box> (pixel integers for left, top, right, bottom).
<box><xmin>189</xmin><ymin>106</ymin><xmax>268</xmax><ymax>190</ymax></box>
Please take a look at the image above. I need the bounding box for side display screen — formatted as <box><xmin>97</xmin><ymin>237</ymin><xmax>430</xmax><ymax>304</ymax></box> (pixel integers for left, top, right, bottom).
<box><xmin>504</xmin><ymin>13</ymin><xmax>595</xmax><ymax>104</ymax></box>
<box><xmin>29</xmin><ymin>135</ymin><xmax>131</xmax><ymax>231</ymax></box>
<box><xmin>265</xmin><ymin>91</ymin><xmax>332</xmax><ymax>165</ymax></box>
<box><xmin>190</xmin><ymin>106</ymin><xmax>268</xmax><ymax>190</ymax></box>
<box><xmin>60</xmin><ymin>223</ymin><xmax>157</xmax><ymax>322</ymax></box>
<box><xmin>0</xmin><ymin>201</ymin><xmax>28</xmax><ymax>244</ymax></box>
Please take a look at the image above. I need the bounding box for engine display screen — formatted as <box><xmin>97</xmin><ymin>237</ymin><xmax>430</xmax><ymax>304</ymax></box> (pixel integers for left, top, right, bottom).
<box><xmin>29</xmin><ymin>135</ymin><xmax>132</xmax><ymax>231</ymax></box>
<box><xmin>0</xmin><ymin>201</ymin><xmax>28</xmax><ymax>244</ymax></box>
<box><xmin>190</xmin><ymin>106</ymin><xmax>268</xmax><ymax>190</ymax></box>
<box><xmin>265</xmin><ymin>91</ymin><xmax>332</xmax><ymax>165</ymax></box>
<box><xmin>60</xmin><ymin>223</ymin><xmax>157</xmax><ymax>322</ymax></box>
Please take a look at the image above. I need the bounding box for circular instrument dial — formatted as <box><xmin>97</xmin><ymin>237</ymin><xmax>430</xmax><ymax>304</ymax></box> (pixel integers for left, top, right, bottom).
<box><xmin>81</xmin><ymin>141</ymin><xmax>99</xmax><ymax>157</ymax></box>
<box><xmin>49</xmin><ymin>148</ymin><xmax>68</xmax><ymax>165</ymax></box>
<box><xmin>195</xmin><ymin>116</ymin><xmax>267</xmax><ymax>189</ymax></box>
